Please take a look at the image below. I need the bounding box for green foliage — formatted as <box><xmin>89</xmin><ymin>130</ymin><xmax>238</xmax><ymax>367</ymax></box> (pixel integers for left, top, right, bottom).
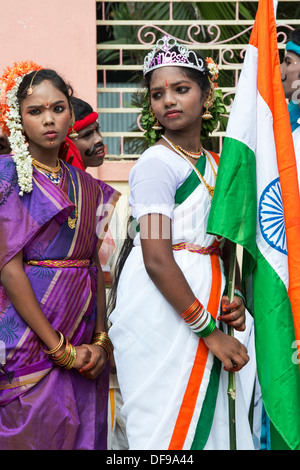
<box><xmin>141</xmin><ymin>91</ymin><xmax>161</xmax><ymax>147</ymax></box>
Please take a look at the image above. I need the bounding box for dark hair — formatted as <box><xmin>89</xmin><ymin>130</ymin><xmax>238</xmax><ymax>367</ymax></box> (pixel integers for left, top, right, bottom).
<box><xmin>71</xmin><ymin>96</ymin><xmax>94</xmax><ymax>121</ymax></box>
<box><xmin>291</xmin><ymin>29</ymin><xmax>300</xmax><ymax>47</ymax></box>
<box><xmin>17</xmin><ymin>69</ymin><xmax>73</xmax><ymax>108</ymax></box>
<box><xmin>107</xmin><ymin>216</ymin><xmax>135</xmax><ymax>315</ymax></box>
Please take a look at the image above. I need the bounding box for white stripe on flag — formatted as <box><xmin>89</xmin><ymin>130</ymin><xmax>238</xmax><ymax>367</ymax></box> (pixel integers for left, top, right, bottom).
<box><xmin>225</xmin><ymin>45</ymin><xmax>257</xmax><ymax>153</ymax></box>
<box><xmin>256</xmin><ymin>92</ymin><xmax>288</xmax><ymax>288</ymax></box>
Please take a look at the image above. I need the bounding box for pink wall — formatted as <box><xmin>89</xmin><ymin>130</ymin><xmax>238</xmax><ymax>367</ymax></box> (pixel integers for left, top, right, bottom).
<box><xmin>0</xmin><ymin>0</ymin><xmax>97</xmax><ymax>109</ymax></box>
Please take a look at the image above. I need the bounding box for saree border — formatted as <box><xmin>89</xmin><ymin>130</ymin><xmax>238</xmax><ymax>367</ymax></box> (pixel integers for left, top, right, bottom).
<box><xmin>168</xmin><ymin>232</ymin><xmax>222</xmax><ymax>450</ymax></box>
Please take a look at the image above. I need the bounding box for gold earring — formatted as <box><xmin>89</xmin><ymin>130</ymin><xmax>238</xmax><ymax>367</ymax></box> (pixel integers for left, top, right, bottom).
<box><xmin>202</xmin><ymin>102</ymin><xmax>213</xmax><ymax>120</ymax></box>
<box><xmin>152</xmin><ymin>118</ymin><xmax>163</xmax><ymax>130</ymax></box>
<box><xmin>68</xmin><ymin>104</ymin><xmax>79</xmax><ymax>138</ymax></box>
<box><xmin>202</xmin><ymin>80</ymin><xmax>214</xmax><ymax>120</ymax></box>
<box><xmin>149</xmin><ymin>103</ymin><xmax>163</xmax><ymax>130</ymax></box>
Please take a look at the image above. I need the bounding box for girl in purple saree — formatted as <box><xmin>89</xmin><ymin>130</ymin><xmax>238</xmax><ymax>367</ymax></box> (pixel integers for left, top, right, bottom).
<box><xmin>0</xmin><ymin>62</ymin><xmax>119</xmax><ymax>449</ymax></box>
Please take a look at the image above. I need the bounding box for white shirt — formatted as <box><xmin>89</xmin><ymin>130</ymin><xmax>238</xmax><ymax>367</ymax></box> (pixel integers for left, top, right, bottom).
<box><xmin>129</xmin><ymin>145</ymin><xmax>193</xmax><ymax>221</ymax></box>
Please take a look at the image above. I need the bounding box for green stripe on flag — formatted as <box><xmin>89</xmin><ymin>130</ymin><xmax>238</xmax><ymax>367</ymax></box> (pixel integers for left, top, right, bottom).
<box><xmin>207</xmin><ymin>137</ymin><xmax>257</xmax><ymax>278</ymax></box>
<box><xmin>251</xmin><ymin>248</ymin><xmax>300</xmax><ymax>450</ymax></box>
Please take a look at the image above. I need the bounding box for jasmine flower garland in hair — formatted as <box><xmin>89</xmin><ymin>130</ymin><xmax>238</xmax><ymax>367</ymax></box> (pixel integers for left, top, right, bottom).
<box><xmin>5</xmin><ymin>76</ymin><xmax>33</xmax><ymax>195</ymax></box>
<box><xmin>0</xmin><ymin>61</ymin><xmax>43</xmax><ymax>196</ymax></box>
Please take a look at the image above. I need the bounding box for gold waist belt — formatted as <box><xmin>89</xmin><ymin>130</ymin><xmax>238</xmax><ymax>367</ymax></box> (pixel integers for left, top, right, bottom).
<box><xmin>27</xmin><ymin>259</ymin><xmax>90</xmax><ymax>268</ymax></box>
<box><xmin>172</xmin><ymin>242</ymin><xmax>221</xmax><ymax>256</ymax></box>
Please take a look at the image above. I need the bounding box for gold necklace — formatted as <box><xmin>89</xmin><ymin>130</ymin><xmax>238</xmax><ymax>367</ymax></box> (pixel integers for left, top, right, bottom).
<box><xmin>164</xmin><ymin>137</ymin><xmax>203</xmax><ymax>160</ymax></box>
<box><xmin>162</xmin><ymin>135</ymin><xmax>216</xmax><ymax>198</ymax></box>
<box><xmin>174</xmin><ymin>144</ymin><xmax>203</xmax><ymax>160</ymax></box>
<box><xmin>32</xmin><ymin>158</ymin><xmax>61</xmax><ymax>179</ymax></box>
<box><xmin>61</xmin><ymin>161</ymin><xmax>77</xmax><ymax>229</ymax></box>
<box><xmin>174</xmin><ymin>143</ymin><xmax>203</xmax><ymax>159</ymax></box>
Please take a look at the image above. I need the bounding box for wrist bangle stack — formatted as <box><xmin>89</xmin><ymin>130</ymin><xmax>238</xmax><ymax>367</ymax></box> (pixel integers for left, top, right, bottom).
<box><xmin>181</xmin><ymin>299</ymin><xmax>216</xmax><ymax>338</ymax></box>
<box><xmin>91</xmin><ymin>331</ymin><xmax>113</xmax><ymax>360</ymax></box>
<box><xmin>51</xmin><ymin>337</ymin><xmax>77</xmax><ymax>369</ymax></box>
<box><xmin>41</xmin><ymin>331</ymin><xmax>77</xmax><ymax>369</ymax></box>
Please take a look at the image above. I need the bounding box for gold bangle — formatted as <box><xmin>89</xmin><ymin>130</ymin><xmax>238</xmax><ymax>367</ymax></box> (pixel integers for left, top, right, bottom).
<box><xmin>52</xmin><ymin>337</ymin><xmax>70</xmax><ymax>364</ymax></box>
<box><xmin>91</xmin><ymin>331</ymin><xmax>113</xmax><ymax>359</ymax></box>
<box><xmin>41</xmin><ymin>331</ymin><xmax>64</xmax><ymax>355</ymax></box>
<box><xmin>52</xmin><ymin>339</ymin><xmax>77</xmax><ymax>369</ymax></box>
<box><xmin>63</xmin><ymin>344</ymin><xmax>77</xmax><ymax>369</ymax></box>
<box><xmin>92</xmin><ymin>331</ymin><xmax>110</xmax><ymax>343</ymax></box>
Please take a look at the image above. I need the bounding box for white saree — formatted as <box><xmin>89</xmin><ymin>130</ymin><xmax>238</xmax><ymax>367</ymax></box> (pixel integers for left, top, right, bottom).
<box><xmin>109</xmin><ymin>146</ymin><xmax>257</xmax><ymax>450</ymax></box>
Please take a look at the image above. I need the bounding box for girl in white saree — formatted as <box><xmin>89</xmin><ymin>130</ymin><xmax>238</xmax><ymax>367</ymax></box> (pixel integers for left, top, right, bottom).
<box><xmin>109</xmin><ymin>36</ymin><xmax>256</xmax><ymax>450</ymax></box>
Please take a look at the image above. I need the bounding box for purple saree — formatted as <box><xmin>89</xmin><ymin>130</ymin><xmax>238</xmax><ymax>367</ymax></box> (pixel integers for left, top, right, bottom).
<box><xmin>0</xmin><ymin>156</ymin><xmax>120</xmax><ymax>450</ymax></box>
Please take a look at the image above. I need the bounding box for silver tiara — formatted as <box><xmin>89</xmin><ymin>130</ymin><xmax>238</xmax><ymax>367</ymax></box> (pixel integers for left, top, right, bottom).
<box><xmin>143</xmin><ymin>35</ymin><xmax>206</xmax><ymax>76</ymax></box>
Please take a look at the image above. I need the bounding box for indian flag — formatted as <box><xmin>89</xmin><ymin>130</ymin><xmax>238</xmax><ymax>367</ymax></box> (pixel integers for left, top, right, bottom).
<box><xmin>207</xmin><ymin>0</ymin><xmax>300</xmax><ymax>450</ymax></box>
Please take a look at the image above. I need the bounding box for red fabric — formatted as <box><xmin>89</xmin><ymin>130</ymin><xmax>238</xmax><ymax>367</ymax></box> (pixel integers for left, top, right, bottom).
<box><xmin>60</xmin><ymin>137</ymin><xmax>85</xmax><ymax>171</ymax></box>
<box><xmin>63</xmin><ymin>111</ymin><xmax>99</xmax><ymax>170</ymax></box>
<box><xmin>68</xmin><ymin>112</ymin><xmax>98</xmax><ymax>135</ymax></box>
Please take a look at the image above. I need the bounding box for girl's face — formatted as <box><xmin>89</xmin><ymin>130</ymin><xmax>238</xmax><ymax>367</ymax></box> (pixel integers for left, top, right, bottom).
<box><xmin>150</xmin><ymin>66</ymin><xmax>207</xmax><ymax>135</ymax></box>
<box><xmin>20</xmin><ymin>79</ymin><xmax>71</xmax><ymax>155</ymax></box>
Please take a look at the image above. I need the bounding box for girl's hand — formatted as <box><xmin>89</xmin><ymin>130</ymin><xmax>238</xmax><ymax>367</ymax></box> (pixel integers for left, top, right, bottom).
<box><xmin>66</xmin><ymin>344</ymin><xmax>92</xmax><ymax>371</ymax></box>
<box><xmin>77</xmin><ymin>344</ymin><xmax>108</xmax><ymax>379</ymax></box>
<box><xmin>203</xmin><ymin>327</ymin><xmax>249</xmax><ymax>372</ymax></box>
<box><xmin>217</xmin><ymin>295</ymin><xmax>246</xmax><ymax>331</ymax></box>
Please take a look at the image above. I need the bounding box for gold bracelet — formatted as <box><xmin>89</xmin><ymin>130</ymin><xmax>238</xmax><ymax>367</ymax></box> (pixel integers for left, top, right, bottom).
<box><xmin>63</xmin><ymin>344</ymin><xmax>77</xmax><ymax>369</ymax></box>
<box><xmin>51</xmin><ymin>338</ymin><xmax>77</xmax><ymax>369</ymax></box>
<box><xmin>91</xmin><ymin>331</ymin><xmax>113</xmax><ymax>359</ymax></box>
<box><xmin>41</xmin><ymin>331</ymin><xmax>64</xmax><ymax>355</ymax></box>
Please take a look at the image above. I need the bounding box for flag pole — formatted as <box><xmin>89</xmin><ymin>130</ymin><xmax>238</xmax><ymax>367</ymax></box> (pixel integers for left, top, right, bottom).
<box><xmin>227</xmin><ymin>241</ymin><xmax>237</xmax><ymax>450</ymax></box>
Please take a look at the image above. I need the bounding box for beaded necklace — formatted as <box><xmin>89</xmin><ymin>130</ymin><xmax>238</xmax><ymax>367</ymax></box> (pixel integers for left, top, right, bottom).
<box><xmin>34</xmin><ymin>168</ymin><xmax>61</xmax><ymax>185</ymax></box>
<box><xmin>169</xmin><ymin>142</ymin><xmax>203</xmax><ymax>160</ymax></box>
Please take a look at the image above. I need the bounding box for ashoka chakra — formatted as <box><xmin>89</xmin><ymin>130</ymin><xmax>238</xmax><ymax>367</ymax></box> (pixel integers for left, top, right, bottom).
<box><xmin>258</xmin><ymin>177</ymin><xmax>287</xmax><ymax>255</ymax></box>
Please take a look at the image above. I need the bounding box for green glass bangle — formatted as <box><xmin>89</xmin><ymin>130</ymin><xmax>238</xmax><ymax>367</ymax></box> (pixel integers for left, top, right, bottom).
<box><xmin>196</xmin><ymin>316</ymin><xmax>216</xmax><ymax>338</ymax></box>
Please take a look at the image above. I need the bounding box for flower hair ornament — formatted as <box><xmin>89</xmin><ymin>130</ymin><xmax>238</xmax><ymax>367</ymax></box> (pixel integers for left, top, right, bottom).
<box><xmin>141</xmin><ymin>36</ymin><xmax>226</xmax><ymax>146</ymax></box>
<box><xmin>0</xmin><ymin>61</ymin><xmax>43</xmax><ymax>195</ymax></box>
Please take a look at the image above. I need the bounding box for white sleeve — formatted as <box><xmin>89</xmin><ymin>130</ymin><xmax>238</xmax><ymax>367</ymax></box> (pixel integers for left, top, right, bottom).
<box><xmin>129</xmin><ymin>153</ymin><xmax>178</xmax><ymax>221</ymax></box>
